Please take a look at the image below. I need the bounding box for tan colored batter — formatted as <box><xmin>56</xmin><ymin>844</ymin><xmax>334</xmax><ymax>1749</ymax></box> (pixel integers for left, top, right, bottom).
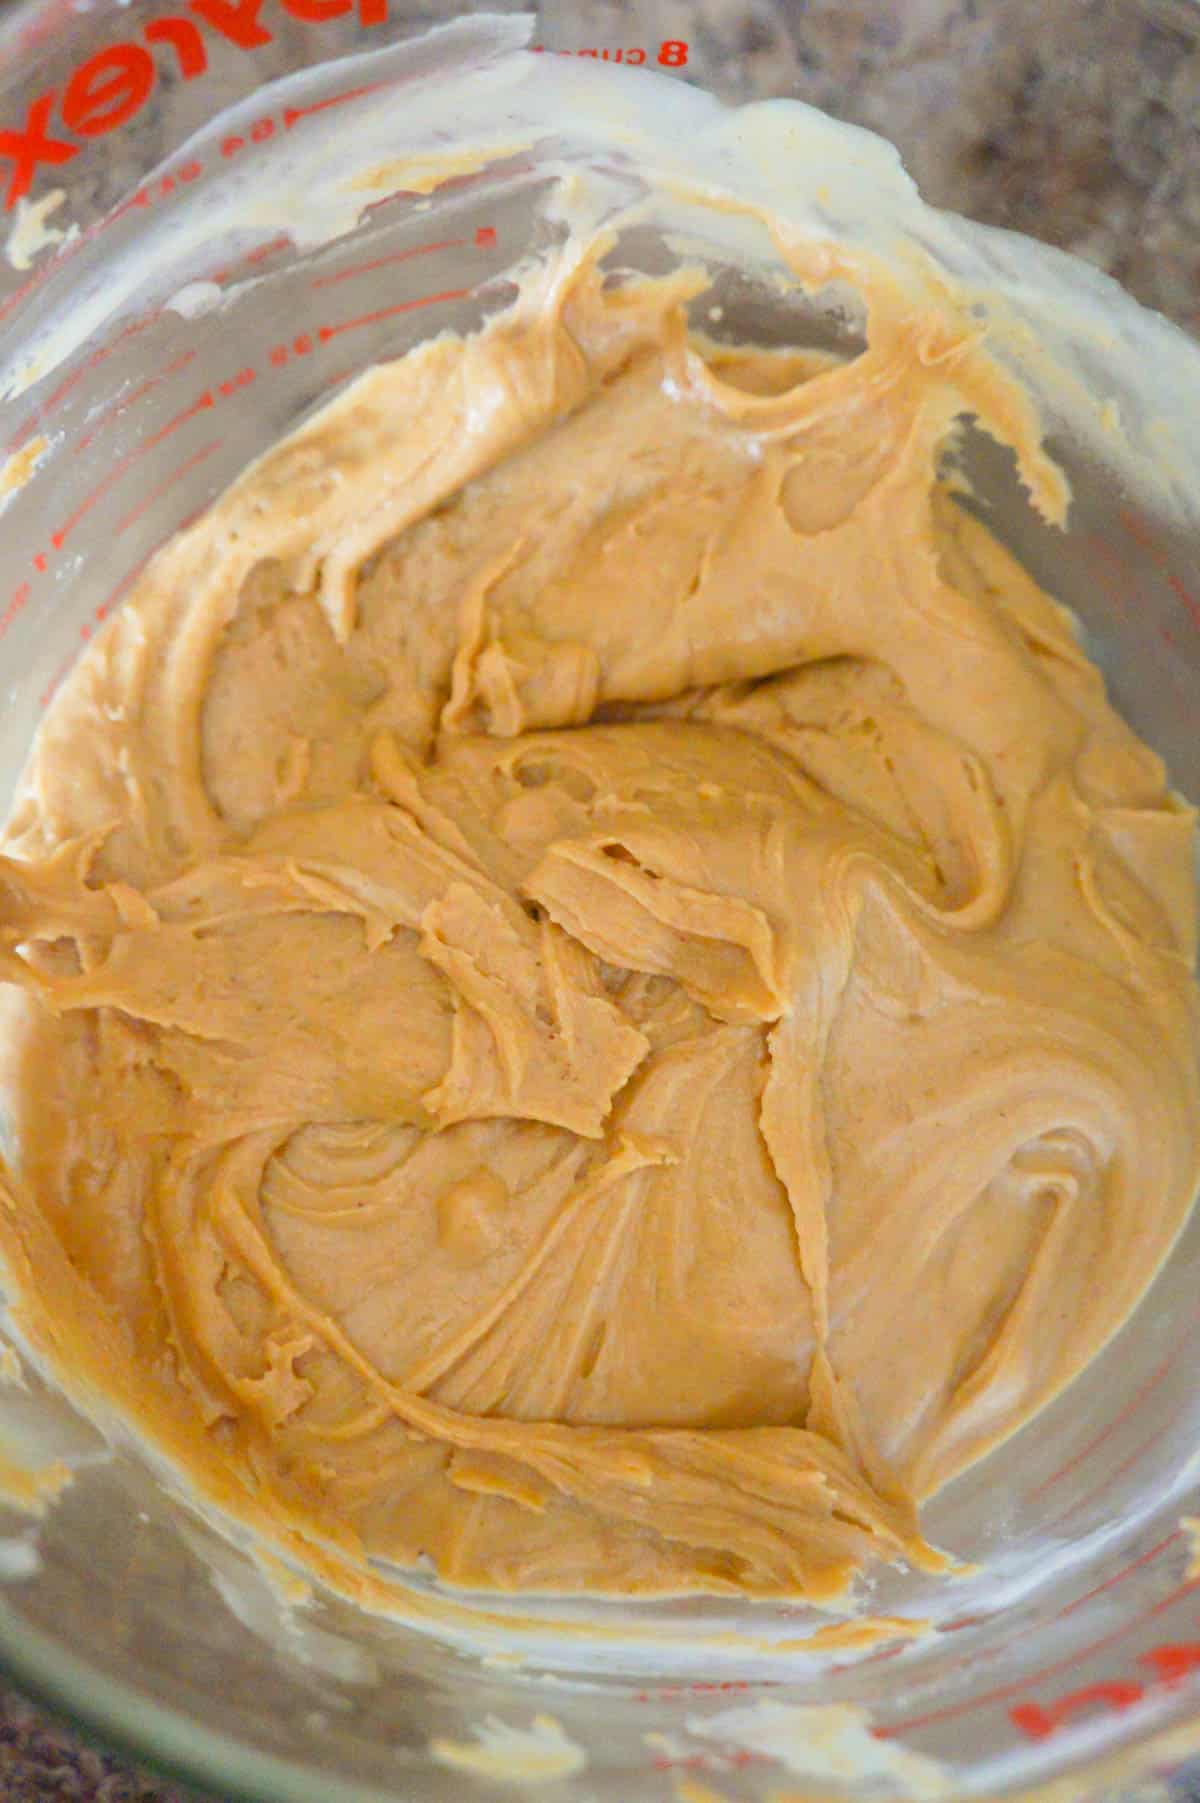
<box><xmin>0</xmin><ymin>243</ymin><xmax>1197</xmax><ymax>1604</ymax></box>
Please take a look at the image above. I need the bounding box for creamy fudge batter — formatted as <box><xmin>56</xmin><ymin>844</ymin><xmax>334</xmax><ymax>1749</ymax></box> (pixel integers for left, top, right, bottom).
<box><xmin>0</xmin><ymin>242</ymin><xmax>1197</xmax><ymax>1605</ymax></box>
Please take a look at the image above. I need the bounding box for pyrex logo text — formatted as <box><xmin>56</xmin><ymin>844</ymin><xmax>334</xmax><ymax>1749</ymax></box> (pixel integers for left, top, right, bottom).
<box><xmin>0</xmin><ymin>0</ymin><xmax>387</xmax><ymax>210</ymax></box>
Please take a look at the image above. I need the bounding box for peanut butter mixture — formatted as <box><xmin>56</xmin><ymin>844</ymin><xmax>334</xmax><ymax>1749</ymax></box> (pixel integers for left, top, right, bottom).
<box><xmin>0</xmin><ymin>249</ymin><xmax>1197</xmax><ymax>1603</ymax></box>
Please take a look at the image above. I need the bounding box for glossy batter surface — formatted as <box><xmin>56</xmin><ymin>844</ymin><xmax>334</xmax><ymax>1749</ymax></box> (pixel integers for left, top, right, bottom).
<box><xmin>1</xmin><ymin>252</ymin><xmax>1198</xmax><ymax>1601</ymax></box>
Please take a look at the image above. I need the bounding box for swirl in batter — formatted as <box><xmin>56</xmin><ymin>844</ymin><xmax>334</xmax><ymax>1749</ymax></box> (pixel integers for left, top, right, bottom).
<box><xmin>0</xmin><ymin>245</ymin><xmax>1197</xmax><ymax>1603</ymax></box>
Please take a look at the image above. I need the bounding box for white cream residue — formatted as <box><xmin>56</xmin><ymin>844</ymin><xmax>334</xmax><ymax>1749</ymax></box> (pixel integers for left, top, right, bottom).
<box><xmin>165</xmin><ymin>280</ymin><xmax>223</xmax><ymax>320</ymax></box>
<box><xmin>1183</xmin><ymin>1514</ymin><xmax>1200</xmax><ymax>1579</ymax></box>
<box><xmin>0</xmin><ymin>2</ymin><xmax>1198</xmax><ymax>1705</ymax></box>
<box><xmin>0</xmin><ymin>1535</ymin><xmax>40</xmax><ymax>1580</ymax></box>
<box><xmin>0</xmin><ymin>436</ymin><xmax>47</xmax><ymax>502</ymax></box>
<box><xmin>429</xmin><ymin>1713</ymin><xmax>587</xmax><ymax>1784</ymax></box>
<box><xmin>3</xmin><ymin>5</ymin><xmax>1200</xmax><ymax>552</ymax></box>
<box><xmin>684</xmin><ymin>1701</ymin><xmax>951</xmax><ymax>1798</ymax></box>
<box><xmin>6</xmin><ymin>190</ymin><xmax>77</xmax><ymax>273</ymax></box>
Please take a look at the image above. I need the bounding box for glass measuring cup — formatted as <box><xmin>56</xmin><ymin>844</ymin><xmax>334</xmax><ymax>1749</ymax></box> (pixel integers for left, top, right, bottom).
<box><xmin>1</xmin><ymin>8</ymin><xmax>1200</xmax><ymax>1803</ymax></box>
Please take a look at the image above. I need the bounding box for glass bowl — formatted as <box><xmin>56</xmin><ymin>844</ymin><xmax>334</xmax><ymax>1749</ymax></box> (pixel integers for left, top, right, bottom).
<box><xmin>1</xmin><ymin>7</ymin><xmax>1199</xmax><ymax>1801</ymax></box>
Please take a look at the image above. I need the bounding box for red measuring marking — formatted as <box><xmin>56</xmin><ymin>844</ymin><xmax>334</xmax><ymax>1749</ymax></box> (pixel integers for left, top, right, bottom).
<box><xmin>35</xmin><ymin>316</ymin><xmax>154</xmax><ymax>424</ymax></box>
<box><xmin>282</xmin><ymin>83</ymin><xmax>385</xmax><ymax>131</ymax></box>
<box><xmin>633</xmin><ymin>1681</ymin><xmax>757</xmax><ymax>1705</ymax></box>
<box><xmin>830</xmin><ymin>1640</ymin><xmax>909</xmax><ymax>1676</ymax></box>
<box><xmin>877</xmin><ymin>1538</ymin><xmax>1194</xmax><ymax>1739</ymax></box>
<box><xmin>50</xmin><ymin>388</ymin><xmax>214</xmax><ymax>549</ymax></box>
<box><xmin>530</xmin><ymin>40</ymin><xmax>691</xmax><ymax>67</ymax></box>
<box><xmin>651</xmin><ymin>1748</ymin><xmax>770</xmax><ymax>1774</ymax></box>
<box><xmin>1166</xmin><ymin>571</ymin><xmax>1200</xmax><ymax>631</ymax></box>
<box><xmin>1010</xmin><ymin>1680</ymin><xmax>1145</xmax><ymax>1742</ymax></box>
<box><xmin>0</xmin><ymin>583</ymin><xmax>32</xmax><ymax>641</ymax></box>
<box><xmin>0</xmin><ymin>272</ymin><xmax>41</xmax><ymax>329</ymax></box>
<box><xmin>317</xmin><ymin>287</ymin><xmax>469</xmax><ymax>343</ymax></box>
<box><xmin>1121</xmin><ymin>509</ymin><xmax>1156</xmax><ymax>549</ymax></box>
<box><xmin>116</xmin><ymin>438</ymin><xmax>223</xmax><ymax>536</ymax></box>
<box><xmin>1141</xmin><ymin>1641</ymin><xmax>1200</xmax><ymax>1685</ymax></box>
<box><xmin>874</xmin><ymin>1532</ymin><xmax>1184</xmax><ymax>1723</ymax></box>
<box><xmin>74</xmin><ymin>349</ymin><xmax>198</xmax><ymax>453</ymax></box>
<box><xmin>1078</xmin><ymin>530</ymin><xmax>1150</xmax><ymax>626</ymax></box>
<box><xmin>1043</xmin><ymin>1421</ymin><xmax>1177</xmax><ymax>1532</ymax></box>
<box><xmin>318</xmin><ymin>366</ymin><xmax>357</xmax><ymax>392</ymax></box>
<box><xmin>1</xmin><ymin>15</ymin><xmax>393</xmax><ymax>212</ymax></box>
<box><xmin>243</xmin><ymin>234</ymin><xmax>291</xmax><ymax>267</ymax></box>
<box><xmin>38</xmin><ymin>651</ymin><xmax>77</xmax><ymax>711</ymax></box>
<box><xmin>854</xmin><ymin>1641</ymin><xmax>908</xmax><ymax>1665</ymax></box>
<box><xmin>1053</xmin><ymin>1531</ymin><xmax>1184</xmax><ymax>1625</ymax></box>
<box><xmin>1025</xmin><ymin>1297</ymin><xmax>1200</xmax><ymax>1503</ymax></box>
<box><xmin>4</xmin><ymin>413</ymin><xmax>41</xmax><ymax>456</ymax></box>
<box><xmin>1119</xmin><ymin>507</ymin><xmax>1200</xmax><ymax>634</ymax></box>
<box><xmin>1027</xmin><ymin>1353</ymin><xmax>1177</xmax><ymax>1500</ymax></box>
<box><xmin>113</xmin><ymin>159</ymin><xmax>204</xmax><ymax>212</ymax></box>
<box><xmin>1011</xmin><ymin>1634</ymin><xmax>1200</xmax><ymax>1741</ymax></box>
<box><xmin>39</xmin><ymin>362</ymin><xmax>91</xmax><ymax>420</ymax></box>
<box><xmin>90</xmin><ymin>535</ymin><xmax>169</xmax><ymax>631</ymax></box>
<box><xmin>310</xmin><ymin>238</ymin><xmax>468</xmax><ymax>290</ymax></box>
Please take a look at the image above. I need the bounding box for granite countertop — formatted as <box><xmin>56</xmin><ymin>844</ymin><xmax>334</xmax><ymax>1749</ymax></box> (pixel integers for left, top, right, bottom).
<box><xmin>4</xmin><ymin>0</ymin><xmax>1200</xmax><ymax>1797</ymax></box>
<box><xmin>0</xmin><ymin>1685</ymin><xmax>207</xmax><ymax>1803</ymax></box>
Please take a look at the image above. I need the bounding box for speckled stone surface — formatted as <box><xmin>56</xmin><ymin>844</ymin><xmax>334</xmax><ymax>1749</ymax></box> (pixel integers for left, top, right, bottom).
<box><xmin>0</xmin><ymin>1685</ymin><xmax>206</xmax><ymax>1803</ymax></box>
<box><xmin>3</xmin><ymin>1</ymin><xmax>1200</xmax><ymax>1799</ymax></box>
<box><xmin>530</xmin><ymin>0</ymin><xmax>1200</xmax><ymax>330</ymax></box>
